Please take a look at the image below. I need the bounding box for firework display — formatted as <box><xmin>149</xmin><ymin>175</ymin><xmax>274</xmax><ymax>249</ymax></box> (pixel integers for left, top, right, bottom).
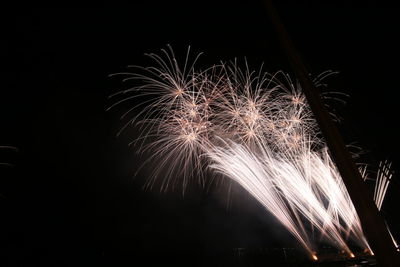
<box><xmin>109</xmin><ymin>46</ymin><xmax>395</xmax><ymax>259</ymax></box>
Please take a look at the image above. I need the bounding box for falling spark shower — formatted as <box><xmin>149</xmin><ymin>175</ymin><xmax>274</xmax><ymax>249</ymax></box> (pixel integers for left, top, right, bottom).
<box><xmin>109</xmin><ymin>46</ymin><xmax>389</xmax><ymax>259</ymax></box>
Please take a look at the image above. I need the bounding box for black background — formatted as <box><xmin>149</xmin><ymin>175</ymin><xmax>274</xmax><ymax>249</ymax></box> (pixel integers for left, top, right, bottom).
<box><xmin>1</xmin><ymin>1</ymin><xmax>400</xmax><ymax>266</ymax></box>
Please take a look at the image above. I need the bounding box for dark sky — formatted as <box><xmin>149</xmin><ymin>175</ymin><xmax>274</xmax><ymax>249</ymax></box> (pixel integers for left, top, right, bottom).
<box><xmin>1</xmin><ymin>1</ymin><xmax>400</xmax><ymax>266</ymax></box>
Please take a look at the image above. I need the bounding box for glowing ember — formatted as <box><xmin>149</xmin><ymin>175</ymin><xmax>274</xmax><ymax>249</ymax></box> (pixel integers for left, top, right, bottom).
<box><xmin>312</xmin><ymin>254</ymin><xmax>318</xmax><ymax>261</ymax></box>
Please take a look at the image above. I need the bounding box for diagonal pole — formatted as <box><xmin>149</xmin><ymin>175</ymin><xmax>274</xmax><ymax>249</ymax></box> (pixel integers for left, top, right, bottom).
<box><xmin>263</xmin><ymin>1</ymin><xmax>400</xmax><ymax>266</ymax></box>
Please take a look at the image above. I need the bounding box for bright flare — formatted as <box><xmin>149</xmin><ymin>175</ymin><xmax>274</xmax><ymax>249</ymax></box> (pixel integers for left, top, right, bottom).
<box><xmin>110</xmin><ymin>46</ymin><xmax>385</xmax><ymax>258</ymax></box>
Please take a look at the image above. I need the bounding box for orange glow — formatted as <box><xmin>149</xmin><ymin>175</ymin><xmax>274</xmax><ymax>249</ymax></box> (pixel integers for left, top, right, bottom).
<box><xmin>312</xmin><ymin>254</ymin><xmax>318</xmax><ymax>261</ymax></box>
<box><xmin>349</xmin><ymin>252</ymin><xmax>355</xmax><ymax>258</ymax></box>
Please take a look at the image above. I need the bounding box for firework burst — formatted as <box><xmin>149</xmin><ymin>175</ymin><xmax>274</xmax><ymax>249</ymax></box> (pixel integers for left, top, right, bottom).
<box><xmin>110</xmin><ymin>46</ymin><xmax>379</xmax><ymax>258</ymax></box>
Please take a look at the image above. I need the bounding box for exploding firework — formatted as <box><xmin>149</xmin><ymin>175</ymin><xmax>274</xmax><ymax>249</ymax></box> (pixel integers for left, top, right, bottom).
<box><xmin>109</xmin><ymin>46</ymin><xmax>217</xmax><ymax>191</ymax></box>
<box><xmin>208</xmin><ymin>141</ymin><xmax>372</xmax><ymax>256</ymax></box>
<box><xmin>374</xmin><ymin>160</ymin><xmax>393</xmax><ymax>211</ymax></box>
<box><xmin>370</xmin><ymin>160</ymin><xmax>399</xmax><ymax>250</ymax></box>
<box><xmin>110</xmin><ymin>46</ymin><xmax>380</xmax><ymax>258</ymax></box>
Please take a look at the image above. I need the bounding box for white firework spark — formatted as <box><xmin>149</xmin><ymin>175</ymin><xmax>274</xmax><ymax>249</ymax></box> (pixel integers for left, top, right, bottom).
<box><xmin>110</xmin><ymin>46</ymin><xmax>378</xmax><ymax>258</ymax></box>
<box><xmin>208</xmin><ymin>141</ymin><xmax>371</xmax><ymax>257</ymax></box>
<box><xmin>374</xmin><ymin>160</ymin><xmax>393</xmax><ymax>211</ymax></box>
<box><xmin>371</xmin><ymin>160</ymin><xmax>398</xmax><ymax>250</ymax></box>
<box><xmin>109</xmin><ymin>46</ymin><xmax>217</xmax><ymax>191</ymax></box>
<box><xmin>208</xmin><ymin>141</ymin><xmax>316</xmax><ymax>256</ymax></box>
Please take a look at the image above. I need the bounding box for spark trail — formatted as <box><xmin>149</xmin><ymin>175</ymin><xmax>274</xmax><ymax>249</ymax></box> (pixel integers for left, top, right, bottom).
<box><xmin>110</xmin><ymin>46</ymin><xmax>378</xmax><ymax>258</ymax></box>
<box><xmin>372</xmin><ymin>160</ymin><xmax>398</xmax><ymax>250</ymax></box>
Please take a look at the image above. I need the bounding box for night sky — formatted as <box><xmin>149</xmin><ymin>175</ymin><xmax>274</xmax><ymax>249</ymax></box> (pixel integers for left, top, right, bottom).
<box><xmin>1</xmin><ymin>1</ymin><xmax>400</xmax><ymax>266</ymax></box>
